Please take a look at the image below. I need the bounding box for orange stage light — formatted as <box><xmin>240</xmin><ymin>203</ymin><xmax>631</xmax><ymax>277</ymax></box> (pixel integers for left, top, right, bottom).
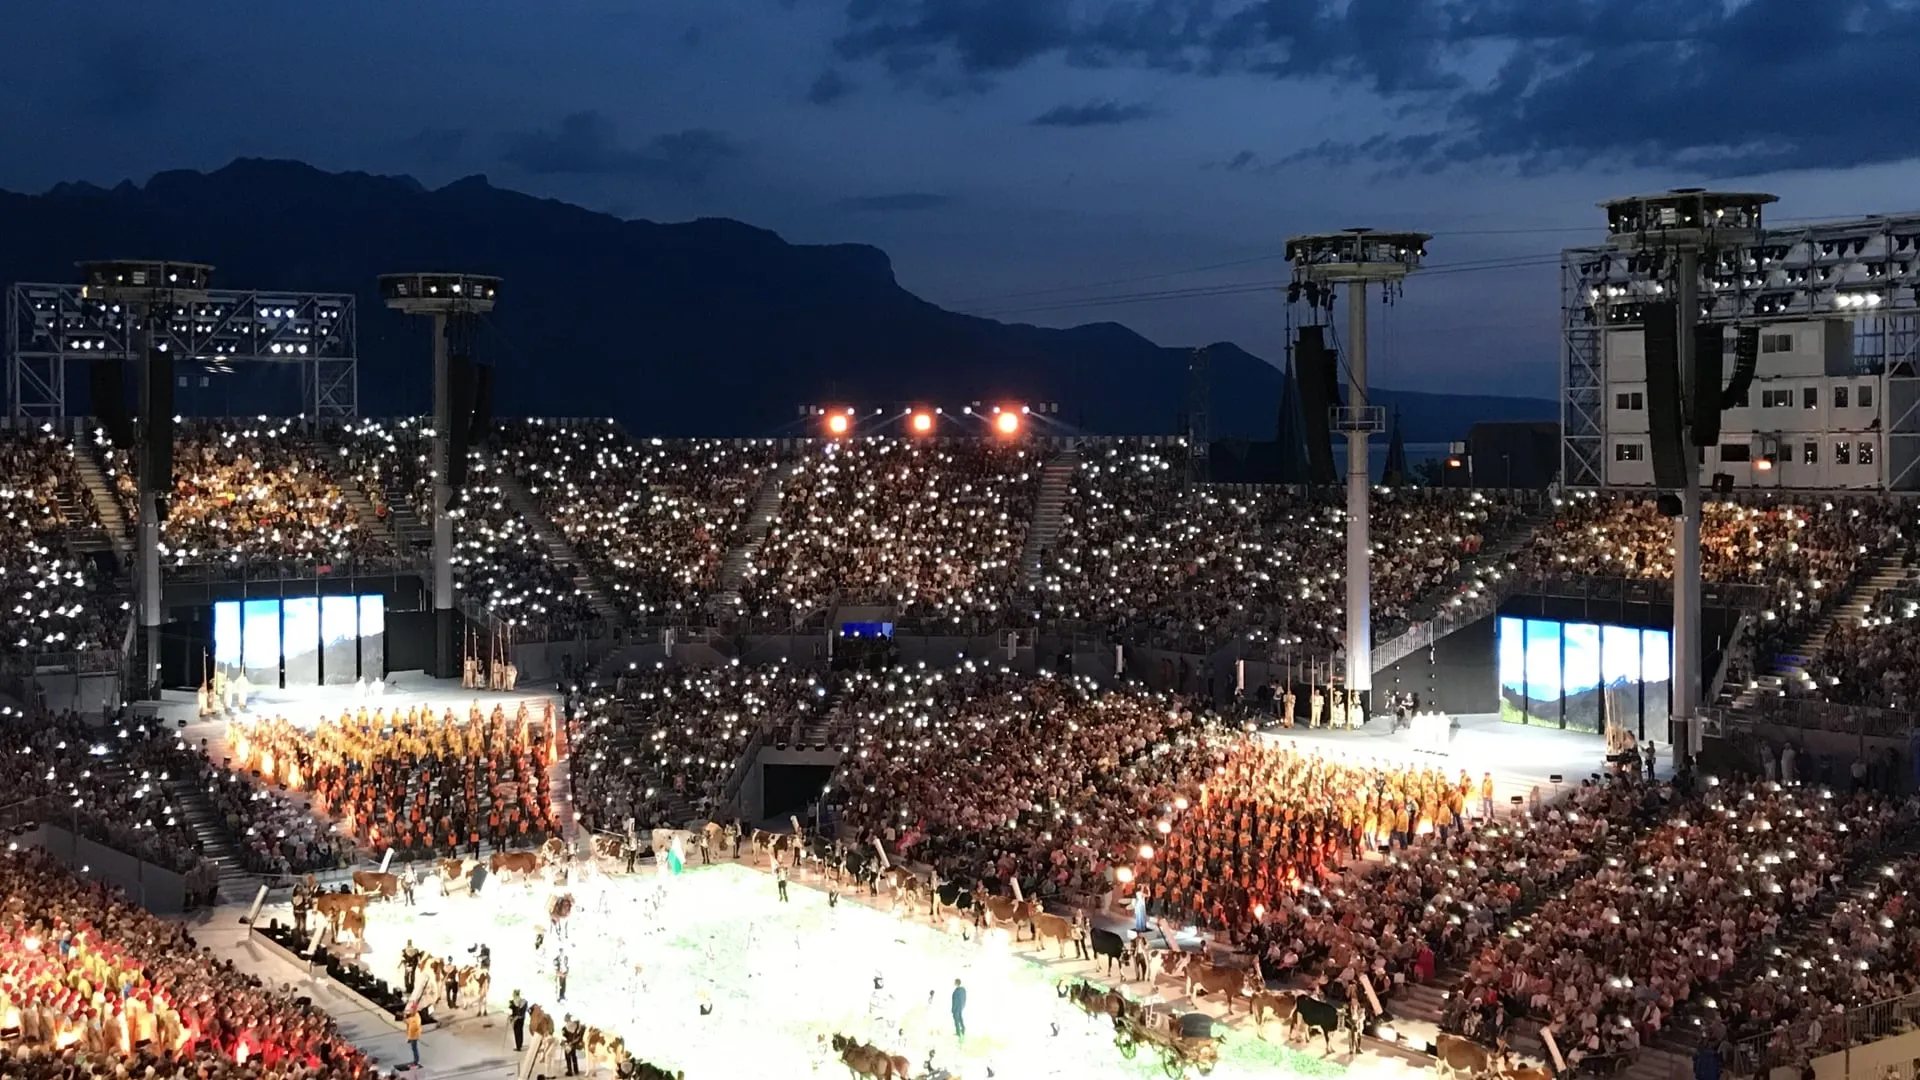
<box><xmin>995</xmin><ymin>411</ymin><xmax>1021</xmax><ymax>435</ymax></box>
<box><xmin>911</xmin><ymin>412</ymin><xmax>934</xmax><ymax>434</ymax></box>
<box><xmin>826</xmin><ymin>413</ymin><xmax>850</xmax><ymax>436</ymax></box>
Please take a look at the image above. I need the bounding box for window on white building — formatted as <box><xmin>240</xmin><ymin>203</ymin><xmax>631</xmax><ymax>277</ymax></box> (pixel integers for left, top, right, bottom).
<box><xmin>1761</xmin><ymin>333</ymin><xmax>1793</xmax><ymax>353</ymax></box>
<box><xmin>1803</xmin><ymin>442</ymin><xmax>1819</xmax><ymax>465</ymax></box>
<box><xmin>1615</xmin><ymin>443</ymin><xmax>1644</xmax><ymax>462</ymax></box>
<box><xmin>1834</xmin><ymin>385</ymin><xmax>1850</xmax><ymax>408</ymax></box>
<box><xmin>1860</xmin><ymin>442</ymin><xmax>1876</xmax><ymax>466</ymax></box>
<box><xmin>1860</xmin><ymin>384</ymin><xmax>1875</xmax><ymax>409</ymax></box>
<box><xmin>1720</xmin><ymin>443</ymin><xmax>1750</xmax><ymax>462</ymax></box>
<box><xmin>1835</xmin><ymin>441</ymin><xmax>1852</xmax><ymax>465</ymax></box>
<box><xmin>1614</xmin><ymin>391</ymin><xmax>1645</xmax><ymax>410</ymax></box>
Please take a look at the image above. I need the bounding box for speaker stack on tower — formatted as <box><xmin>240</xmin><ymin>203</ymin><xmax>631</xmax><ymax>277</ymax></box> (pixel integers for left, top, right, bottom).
<box><xmin>1641</xmin><ymin>301</ymin><xmax>1691</xmax><ymax>490</ymax></box>
<box><xmin>1293</xmin><ymin>326</ymin><xmax>1339</xmax><ymax>486</ymax></box>
<box><xmin>1689</xmin><ymin>323</ymin><xmax>1725</xmax><ymax>448</ymax></box>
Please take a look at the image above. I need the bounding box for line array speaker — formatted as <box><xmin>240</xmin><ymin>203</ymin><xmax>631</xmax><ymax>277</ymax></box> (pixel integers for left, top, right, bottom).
<box><xmin>1691</xmin><ymin>322</ymin><xmax>1725</xmax><ymax>447</ymax></box>
<box><xmin>1293</xmin><ymin>326</ymin><xmax>1339</xmax><ymax>486</ymax></box>
<box><xmin>447</xmin><ymin>351</ymin><xmax>474</xmax><ymax>496</ymax></box>
<box><xmin>91</xmin><ymin>359</ymin><xmax>134</xmax><ymax>449</ymax></box>
<box><xmin>1721</xmin><ymin>326</ymin><xmax>1759</xmax><ymax>409</ymax></box>
<box><xmin>143</xmin><ymin>348</ymin><xmax>175</xmax><ymax>521</ymax></box>
<box><xmin>1642</xmin><ymin>301</ymin><xmax>1690</xmax><ymax>490</ymax></box>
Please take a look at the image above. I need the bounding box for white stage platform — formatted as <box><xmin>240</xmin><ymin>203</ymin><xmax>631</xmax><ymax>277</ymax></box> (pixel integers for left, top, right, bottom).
<box><xmin>1259</xmin><ymin>712</ymin><xmax>1647</xmax><ymax>810</ymax></box>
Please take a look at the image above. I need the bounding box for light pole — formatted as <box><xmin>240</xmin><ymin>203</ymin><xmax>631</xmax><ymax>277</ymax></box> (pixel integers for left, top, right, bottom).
<box><xmin>1286</xmin><ymin>229</ymin><xmax>1429</xmax><ymax>711</ymax></box>
<box><xmin>1599</xmin><ymin>189</ymin><xmax>1773</xmax><ymax>754</ymax></box>
<box><xmin>378</xmin><ymin>273</ymin><xmax>499</xmax><ymax>680</ymax></box>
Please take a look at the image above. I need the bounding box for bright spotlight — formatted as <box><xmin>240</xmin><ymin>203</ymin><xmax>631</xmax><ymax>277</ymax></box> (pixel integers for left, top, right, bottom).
<box><xmin>910</xmin><ymin>411</ymin><xmax>934</xmax><ymax>434</ymax></box>
<box><xmin>995</xmin><ymin>411</ymin><xmax>1021</xmax><ymax>436</ymax></box>
<box><xmin>826</xmin><ymin>413</ymin><xmax>850</xmax><ymax>436</ymax></box>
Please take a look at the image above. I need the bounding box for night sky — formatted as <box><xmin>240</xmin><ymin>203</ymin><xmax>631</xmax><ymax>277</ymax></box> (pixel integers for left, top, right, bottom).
<box><xmin>4</xmin><ymin>0</ymin><xmax>1918</xmax><ymax>397</ymax></box>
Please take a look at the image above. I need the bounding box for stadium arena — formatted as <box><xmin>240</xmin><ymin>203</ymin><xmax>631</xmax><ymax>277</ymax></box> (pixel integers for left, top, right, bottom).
<box><xmin>2</xmin><ymin>197</ymin><xmax>1919</xmax><ymax>1080</ymax></box>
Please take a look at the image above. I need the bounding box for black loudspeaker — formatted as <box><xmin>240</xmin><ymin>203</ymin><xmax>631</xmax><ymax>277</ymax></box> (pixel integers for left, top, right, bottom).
<box><xmin>446</xmin><ymin>352</ymin><xmax>474</xmax><ymax>495</ymax></box>
<box><xmin>91</xmin><ymin>359</ymin><xmax>134</xmax><ymax>449</ymax></box>
<box><xmin>143</xmin><ymin>349</ymin><xmax>175</xmax><ymax>517</ymax></box>
<box><xmin>1294</xmin><ymin>327</ymin><xmax>1339</xmax><ymax>486</ymax></box>
<box><xmin>1691</xmin><ymin>322</ymin><xmax>1725</xmax><ymax>447</ymax></box>
<box><xmin>466</xmin><ymin>364</ymin><xmax>494</xmax><ymax>445</ymax></box>
<box><xmin>1722</xmin><ymin>326</ymin><xmax>1759</xmax><ymax>409</ymax></box>
<box><xmin>1642</xmin><ymin>301</ymin><xmax>1689</xmax><ymax>489</ymax></box>
<box><xmin>1711</xmin><ymin>473</ymin><xmax>1735</xmax><ymax>494</ymax></box>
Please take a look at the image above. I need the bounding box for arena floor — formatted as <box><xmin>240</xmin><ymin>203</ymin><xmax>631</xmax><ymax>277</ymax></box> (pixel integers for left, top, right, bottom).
<box><xmin>235</xmin><ymin>860</ymin><xmax>1455</xmax><ymax>1080</ymax></box>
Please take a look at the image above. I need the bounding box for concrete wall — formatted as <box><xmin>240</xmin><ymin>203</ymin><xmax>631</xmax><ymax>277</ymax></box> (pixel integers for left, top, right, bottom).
<box><xmin>1781</xmin><ymin>1024</ymin><xmax>1920</xmax><ymax>1080</ymax></box>
<box><xmin>15</xmin><ymin>825</ymin><xmax>188</xmax><ymax>914</ymax></box>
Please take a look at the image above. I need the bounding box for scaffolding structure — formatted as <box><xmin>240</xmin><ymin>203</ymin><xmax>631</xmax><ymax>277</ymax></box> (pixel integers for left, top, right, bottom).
<box><xmin>1562</xmin><ymin>208</ymin><xmax>1920</xmax><ymax>491</ymax></box>
<box><xmin>6</xmin><ymin>282</ymin><xmax>358</xmax><ymax>421</ymax></box>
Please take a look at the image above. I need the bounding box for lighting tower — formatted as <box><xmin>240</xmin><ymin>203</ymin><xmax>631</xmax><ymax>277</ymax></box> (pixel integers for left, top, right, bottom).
<box><xmin>79</xmin><ymin>260</ymin><xmax>213</xmax><ymax>696</ymax></box>
<box><xmin>1599</xmin><ymin>189</ymin><xmax>1774</xmax><ymax>750</ymax></box>
<box><xmin>378</xmin><ymin>272</ymin><xmax>499</xmax><ymax>679</ymax></box>
<box><xmin>1286</xmin><ymin>229</ymin><xmax>1428</xmax><ymax>707</ymax></box>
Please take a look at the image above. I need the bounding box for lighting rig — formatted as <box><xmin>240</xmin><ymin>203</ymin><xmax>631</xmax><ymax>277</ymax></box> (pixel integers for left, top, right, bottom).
<box><xmin>7</xmin><ymin>277</ymin><xmax>357</xmax><ymax>421</ymax></box>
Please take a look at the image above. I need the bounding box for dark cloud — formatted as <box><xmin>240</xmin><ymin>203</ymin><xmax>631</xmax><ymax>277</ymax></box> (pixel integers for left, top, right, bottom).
<box><xmin>499</xmin><ymin>112</ymin><xmax>741</xmax><ymax>184</ymax></box>
<box><xmin>807</xmin><ymin>68</ymin><xmax>854</xmax><ymax>105</ymax></box>
<box><xmin>836</xmin><ymin>192</ymin><xmax>957</xmax><ymax>211</ymax></box>
<box><xmin>1029</xmin><ymin>99</ymin><xmax>1154</xmax><ymax>127</ymax></box>
<box><xmin>831</xmin><ymin>0</ymin><xmax>1920</xmax><ymax>174</ymax></box>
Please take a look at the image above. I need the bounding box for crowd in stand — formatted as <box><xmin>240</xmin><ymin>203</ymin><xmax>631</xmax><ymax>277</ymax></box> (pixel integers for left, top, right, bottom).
<box><xmin>742</xmin><ymin>439</ymin><xmax>1040</xmax><ymax>626</ymax></box>
<box><xmin>0</xmin><ymin>431</ymin><xmax>122</xmax><ymax>653</ymax></box>
<box><xmin>497</xmin><ymin>422</ymin><xmax>779</xmax><ymax>621</ymax></box>
<box><xmin>571</xmin><ymin>662</ymin><xmax>821</xmax><ymax>833</ymax></box>
<box><xmin>103</xmin><ymin>420</ymin><xmax>398</xmax><ymax>570</ymax></box>
<box><xmin>332</xmin><ymin>419</ymin><xmax>601</xmax><ymax>640</ymax></box>
<box><xmin>831</xmin><ymin>667</ymin><xmax>1227</xmax><ymax>899</ymax></box>
<box><xmin>1804</xmin><ymin>585</ymin><xmax>1920</xmax><ymax>710</ymax></box>
<box><xmin>225</xmin><ymin>702</ymin><xmax>560</xmax><ymax>860</ymax></box>
<box><xmin>1035</xmin><ymin>444</ymin><xmax>1526</xmax><ymax>651</ymax></box>
<box><xmin>1444</xmin><ymin>776</ymin><xmax>1912</xmax><ymax>1064</ymax></box>
<box><xmin>0</xmin><ymin>706</ymin><xmax>212</xmax><ymax>879</ymax></box>
<box><xmin>0</xmin><ymin>846</ymin><xmax>377</xmax><ymax>1080</ymax></box>
<box><xmin>1719</xmin><ymin>850</ymin><xmax>1920</xmax><ymax>1063</ymax></box>
<box><xmin>168</xmin><ymin>746</ymin><xmax>350</xmax><ymax>876</ymax></box>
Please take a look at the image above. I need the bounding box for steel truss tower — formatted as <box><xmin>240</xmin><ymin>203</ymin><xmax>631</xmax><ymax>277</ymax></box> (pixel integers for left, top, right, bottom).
<box><xmin>7</xmin><ymin>283</ymin><xmax>357</xmax><ymax>420</ymax></box>
<box><xmin>1563</xmin><ymin>206</ymin><xmax>1920</xmax><ymax>491</ymax></box>
<box><xmin>1286</xmin><ymin>228</ymin><xmax>1429</xmax><ymax>706</ymax></box>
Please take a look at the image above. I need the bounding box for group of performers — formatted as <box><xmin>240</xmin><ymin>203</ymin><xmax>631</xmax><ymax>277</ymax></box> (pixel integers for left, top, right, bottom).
<box><xmin>227</xmin><ymin>700</ymin><xmax>562</xmax><ymax>860</ymax></box>
<box><xmin>1274</xmin><ymin>684</ymin><xmax>1367</xmax><ymax>730</ymax></box>
<box><xmin>197</xmin><ymin>663</ymin><xmax>390</xmax><ymax>719</ymax></box>
<box><xmin>463</xmin><ymin>654</ymin><xmax>520</xmax><ymax>693</ymax></box>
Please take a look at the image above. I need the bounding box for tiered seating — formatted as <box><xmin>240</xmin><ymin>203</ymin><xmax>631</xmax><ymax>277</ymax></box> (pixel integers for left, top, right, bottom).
<box><xmin>1804</xmin><ymin>586</ymin><xmax>1920</xmax><ymax>709</ymax></box>
<box><xmin>0</xmin><ymin>847</ymin><xmax>373</xmax><ymax>1079</ymax></box>
<box><xmin>741</xmin><ymin>439</ymin><xmax>1039</xmax><ymax>624</ymax></box>
<box><xmin>494</xmin><ymin>422</ymin><xmax>779</xmax><ymax>618</ymax></box>
<box><xmin>1036</xmin><ymin>443</ymin><xmax>1525</xmax><ymax>649</ymax></box>
<box><xmin>0</xmin><ymin>431</ymin><xmax>121</xmax><ymax>653</ymax></box>
<box><xmin>331</xmin><ymin>419</ymin><xmax>597</xmax><ymax>639</ymax></box>
<box><xmin>0</xmin><ymin>707</ymin><xmax>209</xmax><ymax>877</ymax></box>
<box><xmin>831</xmin><ymin>669</ymin><xmax>1225</xmax><ymax>898</ymax></box>
<box><xmin>571</xmin><ymin>663</ymin><xmax>820</xmax><ymax>832</ymax></box>
<box><xmin>1444</xmin><ymin>778</ymin><xmax>1910</xmax><ymax>1064</ymax></box>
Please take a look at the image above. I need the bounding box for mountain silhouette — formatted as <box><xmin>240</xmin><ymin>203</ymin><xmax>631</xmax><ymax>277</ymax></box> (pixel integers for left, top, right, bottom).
<box><xmin>0</xmin><ymin>159</ymin><xmax>1553</xmax><ymax>440</ymax></box>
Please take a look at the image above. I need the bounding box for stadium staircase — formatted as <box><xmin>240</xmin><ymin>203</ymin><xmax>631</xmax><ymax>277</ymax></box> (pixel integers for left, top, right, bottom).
<box><xmin>710</xmin><ymin>470</ymin><xmax>789</xmax><ymax>613</ymax></box>
<box><xmin>1019</xmin><ymin>448</ymin><xmax>1079</xmax><ymax>590</ymax></box>
<box><xmin>1728</xmin><ymin>550</ymin><xmax>1911</xmax><ymax>709</ymax></box>
<box><xmin>71</xmin><ymin>448</ymin><xmax>132</xmax><ymax>559</ymax></box>
<box><xmin>791</xmin><ymin>678</ymin><xmax>845</xmax><ymax>750</ymax></box>
<box><xmin>488</xmin><ymin>461</ymin><xmax>625</xmax><ymax>629</ymax></box>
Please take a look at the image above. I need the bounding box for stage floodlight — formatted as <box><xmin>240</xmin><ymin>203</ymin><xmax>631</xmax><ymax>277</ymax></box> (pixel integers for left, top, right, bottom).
<box><xmin>826</xmin><ymin>413</ymin><xmax>850</xmax><ymax>436</ymax></box>
<box><xmin>995</xmin><ymin>411</ymin><xmax>1021</xmax><ymax>436</ymax></box>
<box><xmin>910</xmin><ymin>411</ymin><xmax>934</xmax><ymax>434</ymax></box>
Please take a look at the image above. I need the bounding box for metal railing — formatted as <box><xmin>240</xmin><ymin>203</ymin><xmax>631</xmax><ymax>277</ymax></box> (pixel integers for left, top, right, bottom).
<box><xmin>1727</xmin><ymin>990</ymin><xmax>1920</xmax><ymax>1076</ymax></box>
<box><xmin>1729</xmin><ymin>696</ymin><xmax>1919</xmax><ymax>739</ymax></box>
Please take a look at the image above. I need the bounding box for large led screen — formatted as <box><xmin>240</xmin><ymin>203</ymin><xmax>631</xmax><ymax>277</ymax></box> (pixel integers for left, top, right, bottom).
<box><xmin>358</xmin><ymin>595</ymin><xmax>385</xmax><ymax>679</ymax></box>
<box><xmin>1562</xmin><ymin>623</ymin><xmax>1603</xmax><ymax>733</ymax></box>
<box><xmin>282</xmin><ymin>597</ymin><xmax>321</xmax><ymax>688</ymax></box>
<box><xmin>213</xmin><ymin>601</ymin><xmax>242</xmax><ymax>671</ymax></box>
<box><xmin>241</xmin><ymin>599</ymin><xmax>281</xmax><ymax>687</ymax></box>
<box><xmin>1498</xmin><ymin>616</ymin><xmax>1672</xmax><ymax>737</ymax></box>
<box><xmin>321</xmin><ymin>596</ymin><xmax>359</xmax><ymax>685</ymax></box>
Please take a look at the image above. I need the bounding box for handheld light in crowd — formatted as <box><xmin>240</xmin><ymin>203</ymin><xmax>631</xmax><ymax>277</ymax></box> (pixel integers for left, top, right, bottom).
<box><xmin>1115</xmin><ymin>866</ymin><xmax>1133</xmax><ymax>883</ymax></box>
<box><xmin>995</xmin><ymin>411</ymin><xmax>1021</xmax><ymax>436</ymax></box>
<box><xmin>1139</xmin><ymin>844</ymin><xmax>1155</xmax><ymax>860</ymax></box>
